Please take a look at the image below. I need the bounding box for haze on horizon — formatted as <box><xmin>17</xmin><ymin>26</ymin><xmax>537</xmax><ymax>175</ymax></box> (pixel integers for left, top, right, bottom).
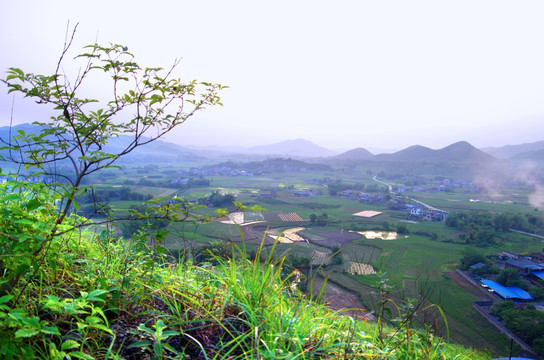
<box><xmin>1</xmin><ymin>1</ymin><xmax>544</xmax><ymax>152</ymax></box>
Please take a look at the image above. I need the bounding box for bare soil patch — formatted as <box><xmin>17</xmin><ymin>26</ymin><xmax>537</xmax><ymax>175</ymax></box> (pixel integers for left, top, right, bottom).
<box><xmin>229</xmin><ymin>225</ymin><xmax>260</xmax><ymax>242</ymax></box>
<box><xmin>355</xmin><ymin>231</ymin><xmax>398</xmax><ymax>240</ymax></box>
<box><xmin>326</xmin><ymin>293</ymin><xmax>374</xmax><ymax>320</ymax></box>
<box><xmin>220</xmin><ymin>212</ymin><xmax>244</xmax><ymax>224</ymax></box>
<box><xmin>444</xmin><ymin>272</ymin><xmax>496</xmax><ymax>301</ymax></box>
<box><xmin>267</xmin><ymin>227</ymin><xmax>307</xmax><ymax>244</ymax></box>
<box><xmin>262</xmin><ymin>212</ymin><xmax>304</xmax><ymax>222</ymax></box>
<box><xmin>353</xmin><ymin>210</ymin><xmax>382</xmax><ymax>218</ymax></box>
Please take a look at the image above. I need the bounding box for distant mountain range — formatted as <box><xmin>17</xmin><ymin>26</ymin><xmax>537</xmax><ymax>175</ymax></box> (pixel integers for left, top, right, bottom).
<box><xmin>511</xmin><ymin>148</ymin><xmax>544</xmax><ymax>162</ymax></box>
<box><xmin>482</xmin><ymin>140</ymin><xmax>544</xmax><ymax>159</ymax></box>
<box><xmin>102</xmin><ymin>134</ymin><xmax>205</xmax><ymax>163</ymax></box>
<box><xmin>0</xmin><ymin>123</ymin><xmax>204</xmax><ymax>163</ymax></box>
<box><xmin>332</xmin><ymin>141</ymin><xmax>496</xmax><ymax>163</ymax></box>
<box><xmin>246</xmin><ymin>139</ymin><xmax>337</xmax><ymax>157</ymax></box>
<box><xmin>1</xmin><ymin>123</ymin><xmax>544</xmax><ymax>164</ymax></box>
<box><xmin>181</xmin><ymin>138</ymin><xmax>338</xmax><ymax>161</ymax></box>
<box><xmin>380</xmin><ymin>141</ymin><xmax>496</xmax><ymax>162</ymax></box>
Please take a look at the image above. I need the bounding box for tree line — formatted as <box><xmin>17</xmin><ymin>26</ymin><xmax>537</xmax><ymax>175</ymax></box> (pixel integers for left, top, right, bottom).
<box><xmin>326</xmin><ymin>179</ymin><xmax>388</xmax><ymax>196</ymax></box>
<box><xmin>445</xmin><ymin>211</ymin><xmax>544</xmax><ymax>246</ymax></box>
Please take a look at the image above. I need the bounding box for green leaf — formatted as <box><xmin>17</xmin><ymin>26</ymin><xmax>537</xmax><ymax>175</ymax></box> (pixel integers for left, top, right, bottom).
<box><xmin>15</xmin><ymin>219</ymin><xmax>34</xmax><ymax>227</ymax></box>
<box><xmin>42</xmin><ymin>326</ymin><xmax>61</xmax><ymax>336</ymax></box>
<box><xmin>61</xmin><ymin>340</ymin><xmax>80</xmax><ymax>351</ymax></box>
<box><xmin>215</xmin><ymin>208</ymin><xmax>228</xmax><ymax>217</ymax></box>
<box><xmin>153</xmin><ymin>342</ymin><xmax>162</xmax><ymax>356</ymax></box>
<box><xmin>25</xmin><ymin>199</ymin><xmax>42</xmax><ymax>210</ymax></box>
<box><xmin>0</xmin><ymin>295</ymin><xmax>13</xmax><ymax>304</ymax></box>
<box><xmin>127</xmin><ymin>340</ymin><xmax>152</xmax><ymax>348</ymax></box>
<box><xmin>162</xmin><ymin>330</ymin><xmax>180</xmax><ymax>338</ymax></box>
<box><xmin>7</xmin><ymin>84</ymin><xmax>23</xmax><ymax>93</ymax></box>
<box><xmin>163</xmin><ymin>343</ymin><xmax>181</xmax><ymax>355</ymax></box>
<box><xmin>88</xmin><ymin>323</ymin><xmax>112</xmax><ymax>333</ymax></box>
<box><xmin>137</xmin><ymin>323</ymin><xmax>153</xmax><ymax>334</ymax></box>
<box><xmin>15</xmin><ymin>328</ymin><xmax>39</xmax><ymax>338</ymax></box>
<box><xmin>86</xmin><ymin>289</ymin><xmax>108</xmax><ymax>302</ymax></box>
<box><xmin>84</xmin><ymin>315</ymin><xmax>102</xmax><ymax>325</ymax></box>
<box><xmin>8</xmin><ymin>308</ymin><xmax>26</xmax><ymax>320</ymax></box>
<box><xmin>69</xmin><ymin>351</ymin><xmax>95</xmax><ymax>360</ymax></box>
<box><xmin>149</xmin><ymin>94</ymin><xmax>163</xmax><ymax>105</ymax></box>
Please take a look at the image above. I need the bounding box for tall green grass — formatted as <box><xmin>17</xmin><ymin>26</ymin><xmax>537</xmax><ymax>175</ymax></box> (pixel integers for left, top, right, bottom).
<box><xmin>1</xmin><ymin>217</ymin><xmax>491</xmax><ymax>359</ymax></box>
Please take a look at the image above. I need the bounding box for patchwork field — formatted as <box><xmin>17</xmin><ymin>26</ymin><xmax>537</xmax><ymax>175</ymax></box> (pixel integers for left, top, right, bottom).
<box><xmin>262</xmin><ymin>212</ymin><xmax>304</xmax><ymax>222</ymax></box>
<box><xmin>94</xmin><ymin>158</ymin><xmax>544</xmax><ymax>357</ymax></box>
<box><xmin>266</xmin><ymin>227</ymin><xmax>307</xmax><ymax>244</ymax></box>
<box><xmin>346</xmin><ymin>262</ymin><xmax>376</xmax><ymax>275</ymax></box>
<box><xmin>311</xmin><ymin>250</ymin><xmax>329</xmax><ymax>265</ymax></box>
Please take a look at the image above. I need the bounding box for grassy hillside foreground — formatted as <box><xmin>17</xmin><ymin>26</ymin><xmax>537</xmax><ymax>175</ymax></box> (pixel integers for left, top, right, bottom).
<box><xmin>0</xmin><ymin>180</ymin><xmax>492</xmax><ymax>359</ymax></box>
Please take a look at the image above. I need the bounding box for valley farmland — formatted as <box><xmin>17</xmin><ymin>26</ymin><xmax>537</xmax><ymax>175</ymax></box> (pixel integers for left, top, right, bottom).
<box><xmin>79</xmin><ymin>154</ymin><xmax>544</xmax><ymax>357</ymax></box>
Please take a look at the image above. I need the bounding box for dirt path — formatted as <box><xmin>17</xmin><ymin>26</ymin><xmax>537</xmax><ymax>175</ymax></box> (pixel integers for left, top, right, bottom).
<box><xmin>510</xmin><ymin>228</ymin><xmax>544</xmax><ymax>239</ymax></box>
<box><xmin>444</xmin><ymin>272</ymin><xmax>496</xmax><ymax>301</ymax></box>
<box><xmin>373</xmin><ymin>175</ymin><xmax>393</xmax><ymax>193</ymax></box>
<box><xmin>314</xmin><ymin>278</ymin><xmax>374</xmax><ymax>319</ymax></box>
<box><xmin>372</xmin><ymin>176</ymin><xmax>447</xmax><ymax>212</ymax></box>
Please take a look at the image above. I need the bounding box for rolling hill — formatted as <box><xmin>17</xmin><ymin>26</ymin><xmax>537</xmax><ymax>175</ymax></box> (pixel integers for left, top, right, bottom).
<box><xmin>333</xmin><ymin>147</ymin><xmax>374</xmax><ymax>160</ymax></box>
<box><xmin>2</xmin><ymin>123</ymin><xmax>541</xmax><ymax>164</ymax></box>
<box><xmin>511</xmin><ymin>148</ymin><xmax>544</xmax><ymax>164</ymax></box>
<box><xmin>102</xmin><ymin>134</ymin><xmax>206</xmax><ymax>163</ymax></box>
<box><xmin>434</xmin><ymin>141</ymin><xmax>496</xmax><ymax>162</ymax></box>
<box><xmin>482</xmin><ymin>140</ymin><xmax>544</xmax><ymax>159</ymax></box>
<box><xmin>374</xmin><ymin>141</ymin><xmax>495</xmax><ymax>163</ymax></box>
<box><xmin>375</xmin><ymin>145</ymin><xmax>434</xmax><ymax>162</ymax></box>
<box><xmin>246</xmin><ymin>138</ymin><xmax>338</xmax><ymax>157</ymax></box>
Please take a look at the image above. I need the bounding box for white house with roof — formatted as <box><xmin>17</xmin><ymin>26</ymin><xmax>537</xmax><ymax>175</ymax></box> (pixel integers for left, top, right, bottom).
<box><xmin>410</xmin><ymin>208</ymin><xmax>422</xmax><ymax>216</ymax></box>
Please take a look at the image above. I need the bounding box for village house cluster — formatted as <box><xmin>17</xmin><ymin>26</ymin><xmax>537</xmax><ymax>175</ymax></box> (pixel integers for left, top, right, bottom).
<box><xmin>404</xmin><ymin>204</ymin><xmax>449</xmax><ymax>221</ymax></box>
<box><xmin>337</xmin><ymin>189</ymin><xmax>388</xmax><ymax>203</ymax></box>
<box><xmin>175</xmin><ymin>159</ymin><xmax>328</xmax><ymax>180</ymax></box>
<box><xmin>394</xmin><ymin>178</ymin><xmax>474</xmax><ymax>193</ymax></box>
<box><xmin>177</xmin><ymin>166</ymin><xmax>254</xmax><ymax>177</ymax></box>
<box><xmin>499</xmin><ymin>249</ymin><xmax>544</xmax><ymax>283</ymax></box>
<box><xmin>470</xmin><ymin>248</ymin><xmax>544</xmax><ymax>302</ymax></box>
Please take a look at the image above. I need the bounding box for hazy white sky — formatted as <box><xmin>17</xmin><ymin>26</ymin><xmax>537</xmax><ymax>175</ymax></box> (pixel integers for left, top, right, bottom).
<box><xmin>1</xmin><ymin>1</ymin><xmax>544</xmax><ymax>152</ymax></box>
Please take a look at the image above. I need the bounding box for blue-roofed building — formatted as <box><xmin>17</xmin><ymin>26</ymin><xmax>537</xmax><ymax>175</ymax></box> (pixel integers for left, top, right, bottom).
<box><xmin>470</xmin><ymin>262</ymin><xmax>487</xmax><ymax>270</ymax></box>
<box><xmin>532</xmin><ymin>271</ymin><xmax>544</xmax><ymax>282</ymax></box>
<box><xmin>504</xmin><ymin>258</ymin><xmax>544</xmax><ymax>275</ymax></box>
<box><xmin>480</xmin><ymin>280</ymin><xmax>533</xmax><ymax>301</ymax></box>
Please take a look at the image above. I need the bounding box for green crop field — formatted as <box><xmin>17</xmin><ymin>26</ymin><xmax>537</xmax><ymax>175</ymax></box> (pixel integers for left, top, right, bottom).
<box><xmin>81</xmin><ymin>156</ymin><xmax>544</xmax><ymax>357</ymax></box>
<box><xmin>312</xmin><ymin>233</ymin><xmax>524</xmax><ymax>354</ymax></box>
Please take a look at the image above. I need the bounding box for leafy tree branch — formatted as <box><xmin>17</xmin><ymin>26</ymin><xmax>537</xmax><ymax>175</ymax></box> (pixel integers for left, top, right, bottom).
<box><xmin>0</xmin><ymin>29</ymin><xmax>226</xmax><ymax>295</ymax></box>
